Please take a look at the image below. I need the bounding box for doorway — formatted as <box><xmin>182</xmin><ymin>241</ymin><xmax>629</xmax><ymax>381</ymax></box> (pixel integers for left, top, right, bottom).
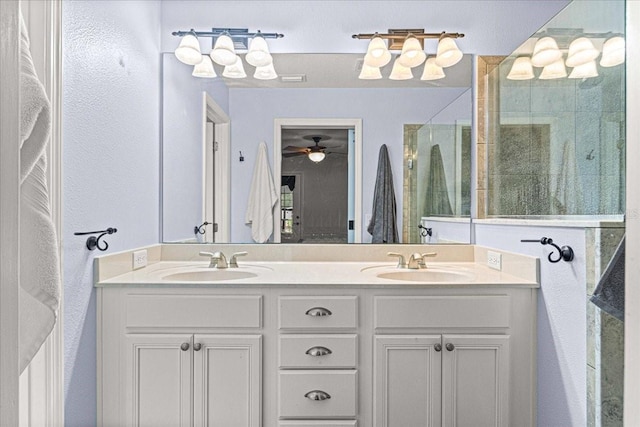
<box><xmin>273</xmin><ymin>118</ymin><xmax>362</xmax><ymax>243</ymax></box>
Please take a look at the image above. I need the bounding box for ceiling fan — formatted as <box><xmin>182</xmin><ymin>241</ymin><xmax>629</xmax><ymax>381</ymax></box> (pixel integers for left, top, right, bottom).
<box><xmin>283</xmin><ymin>135</ymin><xmax>329</xmax><ymax>163</ymax></box>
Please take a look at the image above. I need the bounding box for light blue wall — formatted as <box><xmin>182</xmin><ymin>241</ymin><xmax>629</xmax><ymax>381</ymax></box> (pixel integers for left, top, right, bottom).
<box><xmin>62</xmin><ymin>1</ymin><xmax>162</xmax><ymax>425</ymax></box>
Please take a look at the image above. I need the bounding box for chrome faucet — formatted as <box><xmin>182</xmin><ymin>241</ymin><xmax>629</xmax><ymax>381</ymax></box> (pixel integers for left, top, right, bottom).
<box><xmin>389</xmin><ymin>251</ymin><xmax>438</xmax><ymax>269</ymax></box>
<box><xmin>387</xmin><ymin>252</ymin><xmax>407</xmax><ymax>268</ymax></box>
<box><xmin>199</xmin><ymin>251</ymin><xmax>248</xmax><ymax>268</ymax></box>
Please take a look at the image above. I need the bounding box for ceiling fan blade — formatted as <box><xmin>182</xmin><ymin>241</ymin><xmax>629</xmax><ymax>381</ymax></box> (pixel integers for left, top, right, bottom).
<box><xmin>283</xmin><ymin>152</ymin><xmax>306</xmax><ymax>158</ymax></box>
<box><xmin>283</xmin><ymin>146</ymin><xmax>309</xmax><ymax>153</ymax></box>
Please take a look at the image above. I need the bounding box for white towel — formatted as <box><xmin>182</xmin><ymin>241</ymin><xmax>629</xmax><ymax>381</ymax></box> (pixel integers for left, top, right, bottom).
<box><xmin>245</xmin><ymin>142</ymin><xmax>279</xmax><ymax>243</ymax></box>
<box><xmin>552</xmin><ymin>139</ymin><xmax>584</xmax><ymax>215</ymax></box>
<box><xmin>19</xmin><ymin>14</ymin><xmax>60</xmax><ymax>373</ymax></box>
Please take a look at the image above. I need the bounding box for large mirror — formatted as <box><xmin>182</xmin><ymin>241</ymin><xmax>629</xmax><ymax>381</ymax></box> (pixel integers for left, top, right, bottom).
<box><xmin>161</xmin><ymin>50</ymin><xmax>472</xmax><ymax>244</ymax></box>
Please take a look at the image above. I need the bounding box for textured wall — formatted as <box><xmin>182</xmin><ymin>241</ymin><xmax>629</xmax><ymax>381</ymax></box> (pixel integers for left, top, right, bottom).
<box><xmin>62</xmin><ymin>1</ymin><xmax>161</xmax><ymax>425</ymax></box>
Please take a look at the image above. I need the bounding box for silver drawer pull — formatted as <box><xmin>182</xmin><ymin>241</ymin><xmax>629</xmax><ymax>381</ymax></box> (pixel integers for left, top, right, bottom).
<box><xmin>193</xmin><ymin>343</ymin><xmax>202</xmax><ymax>351</ymax></box>
<box><xmin>304</xmin><ymin>390</ymin><xmax>331</xmax><ymax>401</ymax></box>
<box><xmin>180</xmin><ymin>342</ymin><xmax>190</xmax><ymax>351</ymax></box>
<box><xmin>305</xmin><ymin>307</ymin><xmax>332</xmax><ymax>317</ymax></box>
<box><xmin>305</xmin><ymin>346</ymin><xmax>333</xmax><ymax>357</ymax></box>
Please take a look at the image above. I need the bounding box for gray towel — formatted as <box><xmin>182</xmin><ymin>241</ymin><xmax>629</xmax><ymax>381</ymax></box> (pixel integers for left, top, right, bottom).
<box><xmin>368</xmin><ymin>144</ymin><xmax>398</xmax><ymax>243</ymax></box>
<box><xmin>425</xmin><ymin>144</ymin><xmax>453</xmax><ymax>216</ymax></box>
<box><xmin>591</xmin><ymin>236</ymin><xmax>625</xmax><ymax>321</ymax></box>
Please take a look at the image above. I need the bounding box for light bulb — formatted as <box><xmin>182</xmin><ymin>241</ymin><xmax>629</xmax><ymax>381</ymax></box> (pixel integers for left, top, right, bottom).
<box><xmin>600</xmin><ymin>36</ymin><xmax>625</xmax><ymax>67</ymax></box>
<box><xmin>254</xmin><ymin>63</ymin><xmax>278</xmax><ymax>80</ymax></box>
<box><xmin>531</xmin><ymin>37</ymin><xmax>562</xmax><ymax>67</ymax></box>
<box><xmin>389</xmin><ymin>57</ymin><xmax>413</xmax><ymax>80</ymax></box>
<box><xmin>364</xmin><ymin>36</ymin><xmax>391</xmax><ymax>67</ymax></box>
<box><xmin>210</xmin><ymin>34</ymin><xmax>237</xmax><ymax>66</ymax></box>
<box><xmin>539</xmin><ymin>58</ymin><xmax>567</xmax><ymax>80</ymax></box>
<box><xmin>175</xmin><ymin>34</ymin><xmax>202</xmax><ymax>65</ymax></box>
<box><xmin>507</xmin><ymin>57</ymin><xmax>535</xmax><ymax>80</ymax></box>
<box><xmin>246</xmin><ymin>35</ymin><xmax>273</xmax><ymax>67</ymax></box>
<box><xmin>420</xmin><ymin>57</ymin><xmax>445</xmax><ymax>80</ymax></box>
<box><xmin>308</xmin><ymin>151</ymin><xmax>325</xmax><ymax>163</ymax></box>
<box><xmin>222</xmin><ymin>56</ymin><xmax>246</xmax><ymax>78</ymax></box>
<box><xmin>568</xmin><ymin>60</ymin><xmax>598</xmax><ymax>79</ymax></box>
<box><xmin>358</xmin><ymin>63</ymin><xmax>382</xmax><ymax>80</ymax></box>
<box><xmin>566</xmin><ymin>37</ymin><xmax>599</xmax><ymax>68</ymax></box>
<box><xmin>435</xmin><ymin>37</ymin><xmax>463</xmax><ymax>68</ymax></box>
<box><xmin>192</xmin><ymin>56</ymin><xmax>217</xmax><ymax>78</ymax></box>
<box><xmin>398</xmin><ymin>36</ymin><xmax>426</xmax><ymax>68</ymax></box>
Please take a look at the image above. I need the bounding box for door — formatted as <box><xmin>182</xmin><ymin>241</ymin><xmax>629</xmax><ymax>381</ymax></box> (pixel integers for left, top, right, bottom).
<box><xmin>193</xmin><ymin>334</ymin><xmax>262</xmax><ymax>427</ymax></box>
<box><xmin>125</xmin><ymin>334</ymin><xmax>193</xmax><ymax>427</ymax></box>
<box><xmin>280</xmin><ymin>175</ymin><xmax>302</xmax><ymax>243</ymax></box>
<box><xmin>441</xmin><ymin>334</ymin><xmax>510</xmax><ymax>427</ymax></box>
<box><xmin>374</xmin><ymin>335</ymin><xmax>442</xmax><ymax>427</ymax></box>
<box><xmin>203</xmin><ymin>120</ymin><xmax>216</xmax><ymax>242</ymax></box>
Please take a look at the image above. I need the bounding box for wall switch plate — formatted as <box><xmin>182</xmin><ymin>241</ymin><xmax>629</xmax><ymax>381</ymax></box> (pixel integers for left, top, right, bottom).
<box><xmin>132</xmin><ymin>250</ymin><xmax>147</xmax><ymax>270</ymax></box>
<box><xmin>487</xmin><ymin>250</ymin><xmax>502</xmax><ymax>270</ymax></box>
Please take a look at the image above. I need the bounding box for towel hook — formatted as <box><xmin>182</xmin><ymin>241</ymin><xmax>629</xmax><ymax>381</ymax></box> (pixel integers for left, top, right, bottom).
<box><xmin>418</xmin><ymin>224</ymin><xmax>432</xmax><ymax>237</ymax></box>
<box><xmin>74</xmin><ymin>227</ymin><xmax>118</xmax><ymax>251</ymax></box>
<box><xmin>521</xmin><ymin>237</ymin><xmax>574</xmax><ymax>263</ymax></box>
<box><xmin>194</xmin><ymin>221</ymin><xmax>211</xmax><ymax>235</ymax></box>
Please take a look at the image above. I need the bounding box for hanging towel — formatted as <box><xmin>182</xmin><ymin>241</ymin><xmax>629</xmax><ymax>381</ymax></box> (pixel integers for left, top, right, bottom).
<box><xmin>245</xmin><ymin>142</ymin><xmax>279</xmax><ymax>243</ymax></box>
<box><xmin>552</xmin><ymin>139</ymin><xmax>584</xmax><ymax>215</ymax></box>
<box><xmin>591</xmin><ymin>235</ymin><xmax>625</xmax><ymax>321</ymax></box>
<box><xmin>368</xmin><ymin>144</ymin><xmax>398</xmax><ymax>243</ymax></box>
<box><xmin>425</xmin><ymin>144</ymin><xmax>454</xmax><ymax>216</ymax></box>
<box><xmin>19</xmin><ymin>14</ymin><xmax>61</xmax><ymax>373</ymax></box>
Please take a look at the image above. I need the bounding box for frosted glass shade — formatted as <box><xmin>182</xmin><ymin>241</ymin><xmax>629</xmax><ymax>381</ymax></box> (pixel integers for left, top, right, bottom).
<box><xmin>600</xmin><ymin>36</ymin><xmax>625</xmax><ymax>67</ymax></box>
<box><xmin>254</xmin><ymin>63</ymin><xmax>278</xmax><ymax>80</ymax></box>
<box><xmin>420</xmin><ymin>57</ymin><xmax>445</xmax><ymax>80</ymax></box>
<box><xmin>246</xmin><ymin>36</ymin><xmax>273</xmax><ymax>67</ymax></box>
<box><xmin>565</xmin><ymin>37</ymin><xmax>599</xmax><ymax>67</ymax></box>
<box><xmin>389</xmin><ymin>58</ymin><xmax>413</xmax><ymax>80</ymax></box>
<box><xmin>222</xmin><ymin>56</ymin><xmax>247</xmax><ymax>78</ymax></box>
<box><xmin>507</xmin><ymin>57</ymin><xmax>535</xmax><ymax>80</ymax></box>
<box><xmin>358</xmin><ymin>63</ymin><xmax>382</xmax><ymax>79</ymax></box>
<box><xmin>539</xmin><ymin>58</ymin><xmax>567</xmax><ymax>80</ymax></box>
<box><xmin>210</xmin><ymin>34</ymin><xmax>237</xmax><ymax>66</ymax></box>
<box><xmin>364</xmin><ymin>36</ymin><xmax>391</xmax><ymax>67</ymax></box>
<box><xmin>531</xmin><ymin>37</ymin><xmax>562</xmax><ymax>67</ymax></box>
<box><xmin>435</xmin><ymin>37</ymin><xmax>463</xmax><ymax>68</ymax></box>
<box><xmin>568</xmin><ymin>60</ymin><xmax>598</xmax><ymax>79</ymax></box>
<box><xmin>398</xmin><ymin>36</ymin><xmax>426</xmax><ymax>68</ymax></box>
<box><xmin>175</xmin><ymin>34</ymin><xmax>202</xmax><ymax>65</ymax></box>
<box><xmin>192</xmin><ymin>56</ymin><xmax>217</xmax><ymax>78</ymax></box>
<box><xmin>308</xmin><ymin>151</ymin><xmax>325</xmax><ymax>163</ymax></box>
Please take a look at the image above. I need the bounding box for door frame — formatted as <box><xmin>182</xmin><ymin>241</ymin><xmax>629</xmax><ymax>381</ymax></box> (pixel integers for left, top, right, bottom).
<box><xmin>273</xmin><ymin>118</ymin><xmax>362</xmax><ymax>243</ymax></box>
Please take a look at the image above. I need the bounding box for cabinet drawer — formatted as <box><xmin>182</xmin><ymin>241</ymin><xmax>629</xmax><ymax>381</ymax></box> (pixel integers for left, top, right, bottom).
<box><xmin>374</xmin><ymin>295</ymin><xmax>510</xmax><ymax>329</ymax></box>
<box><xmin>280</xmin><ymin>335</ymin><xmax>357</xmax><ymax>369</ymax></box>
<box><xmin>126</xmin><ymin>294</ymin><xmax>262</xmax><ymax>329</ymax></box>
<box><xmin>279</xmin><ymin>370</ymin><xmax>357</xmax><ymax>419</ymax></box>
<box><xmin>279</xmin><ymin>422</ymin><xmax>357</xmax><ymax>427</ymax></box>
<box><xmin>279</xmin><ymin>296</ymin><xmax>357</xmax><ymax>330</ymax></box>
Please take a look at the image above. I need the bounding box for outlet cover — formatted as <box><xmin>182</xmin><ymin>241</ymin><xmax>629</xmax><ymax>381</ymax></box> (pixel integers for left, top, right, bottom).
<box><xmin>133</xmin><ymin>249</ymin><xmax>147</xmax><ymax>270</ymax></box>
<box><xmin>487</xmin><ymin>250</ymin><xmax>502</xmax><ymax>271</ymax></box>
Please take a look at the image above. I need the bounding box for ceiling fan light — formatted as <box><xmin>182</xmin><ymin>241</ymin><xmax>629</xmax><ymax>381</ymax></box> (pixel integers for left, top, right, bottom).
<box><xmin>210</xmin><ymin>34</ymin><xmax>237</xmax><ymax>66</ymax></box>
<box><xmin>246</xmin><ymin>35</ymin><xmax>273</xmax><ymax>67</ymax></box>
<box><xmin>600</xmin><ymin>36</ymin><xmax>625</xmax><ymax>67</ymax></box>
<box><xmin>308</xmin><ymin>151</ymin><xmax>326</xmax><ymax>163</ymax></box>
<box><xmin>192</xmin><ymin>55</ymin><xmax>217</xmax><ymax>78</ymax></box>
<box><xmin>222</xmin><ymin>56</ymin><xmax>247</xmax><ymax>78</ymax></box>
<box><xmin>435</xmin><ymin>37</ymin><xmax>463</xmax><ymax>68</ymax></box>
<box><xmin>507</xmin><ymin>56</ymin><xmax>535</xmax><ymax>80</ymax></box>
<box><xmin>539</xmin><ymin>58</ymin><xmax>567</xmax><ymax>80</ymax></box>
<box><xmin>364</xmin><ymin>36</ymin><xmax>391</xmax><ymax>67</ymax></box>
<box><xmin>531</xmin><ymin>37</ymin><xmax>562</xmax><ymax>67</ymax></box>
<box><xmin>389</xmin><ymin>57</ymin><xmax>413</xmax><ymax>80</ymax></box>
<box><xmin>254</xmin><ymin>62</ymin><xmax>278</xmax><ymax>80</ymax></box>
<box><xmin>568</xmin><ymin>60</ymin><xmax>598</xmax><ymax>79</ymax></box>
<box><xmin>398</xmin><ymin>36</ymin><xmax>426</xmax><ymax>68</ymax></box>
<box><xmin>175</xmin><ymin>34</ymin><xmax>203</xmax><ymax>65</ymax></box>
<box><xmin>420</xmin><ymin>57</ymin><xmax>445</xmax><ymax>80</ymax></box>
<box><xmin>358</xmin><ymin>63</ymin><xmax>382</xmax><ymax>79</ymax></box>
<box><xmin>565</xmin><ymin>37</ymin><xmax>599</xmax><ymax>68</ymax></box>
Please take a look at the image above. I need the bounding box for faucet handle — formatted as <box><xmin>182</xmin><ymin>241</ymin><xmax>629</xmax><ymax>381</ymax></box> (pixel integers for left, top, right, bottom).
<box><xmin>387</xmin><ymin>252</ymin><xmax>406</xmax><ymax>268</ymax></box>
<box><xmin>421</xmin><ymin>252</ymin><xmax>438</xmax><ymax>258</ymax></box>
<box><xmin>229</xmin><ymin>251</ymin><xmax>248</xmax><ymax>268</ymax></box>
<box><xmin>199</xmin><ymin>251</ymin><xmax>215</xmax><ymax>258</ymax></box>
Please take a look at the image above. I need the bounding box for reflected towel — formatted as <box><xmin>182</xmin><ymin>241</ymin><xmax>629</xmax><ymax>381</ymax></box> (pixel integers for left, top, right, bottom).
<box><xmin>245</xmin><ymin>142</ymin><xmax>279</xmax><ymax>243</ymax></box>
<box><xmin>552</xmin><ymin>140</ymin><xmax>584</xmax><ymax>215</ymax></box>
<box><xmin>425</xmin><ymin>144</ymin><xmax>453</xmax><ymax>216</ymax></box>
<box><xmin>19</xmin><ymin>14</ymin><xmax>61</xmax><ymax>373</ymax></box>
<box><xmin>367</xmin><ymin>144</ymin><xmax>398</xmax><ymax>243</ymax></box>
<box><xmin>591</xmin><ymin>235</ymin><xmax>625</xmax><ymax>321</ymax></box>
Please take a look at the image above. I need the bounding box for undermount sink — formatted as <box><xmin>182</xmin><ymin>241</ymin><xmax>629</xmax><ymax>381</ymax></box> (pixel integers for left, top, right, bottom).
<box><xmin>376</xmin><ymin>269</ymin><xmax>475</xmax><ymax>283</ymax></box>
<box><xmin>162</xmin><ymin>269</ymin><xmax>258</xmax><ymax>282</ymax></box>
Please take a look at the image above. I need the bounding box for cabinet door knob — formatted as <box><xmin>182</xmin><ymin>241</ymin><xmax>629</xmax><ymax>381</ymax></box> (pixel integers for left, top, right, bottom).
<box><xmin>193</xmin><ymin>343</ymin><xmax>202</xmax><ymax>351</ymax></box>
<box><xmin>445</xmin><ymin>343</ymin><xmax>455</xmax><ymax>352</ymax></box>
<box><xmin>434</xmin><ymin>343</ymin><xmax>442</xmax><ymax>352</ymax></box>
<box><xmin>304</xmin><ymin>390</ymin><xmax>331</xmax><ymax>401</ymax></box>
<box><xmin>305</xmin><ymin>307</ymin><xmax>332</xmax><ymax>317</ymax></box>
<box><xmin>180</xmin><ymin>342</ymin><xmax>190</xmax><ymax>351</ymax></box>
<box><xmin>305</xmin><ymin>346</ymin><xmax>333</xmax><ymax>357</ymax></box>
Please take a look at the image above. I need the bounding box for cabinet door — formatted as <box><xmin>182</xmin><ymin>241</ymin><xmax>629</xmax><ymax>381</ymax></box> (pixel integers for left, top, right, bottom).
<box><xmin>193</xmin><ymin>334</ymin><xmax>262</xmax><ymax>427</ymax></box>
<box><xmin>124</xmin><ymin>334</ymin><xmax>193</xmax><ymax>427</ymax></box>
<box><xmin>442</xmin><ymin>334</ymin><xmax>510</xmax><ymax>427</ymax></box>
<box><xmin>374</xmin><ymin>335</ymin><xmax>442</xmax><ymax>427</ymax></box>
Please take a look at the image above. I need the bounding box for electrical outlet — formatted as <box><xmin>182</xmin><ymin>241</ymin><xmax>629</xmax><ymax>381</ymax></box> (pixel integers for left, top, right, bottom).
<box><xmin>132</xmin><ymin>250</ymin><xmax>147</xmax><ymax>270</ymax></box>
<box><xmin>487</xmin><ymin>250</ymin><xmax>502</xmax><ymax>270</ymax></box>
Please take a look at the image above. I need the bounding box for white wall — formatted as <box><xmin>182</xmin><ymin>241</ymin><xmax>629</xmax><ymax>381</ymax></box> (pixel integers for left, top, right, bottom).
<box><xmin>62</xmin><ymin>1</ymin><xmax>162</xmax><ymax>425</ymax></box>
<box><xmin>228</xmin><ymin>87</ymin><xmax>467</xmax><ymax>242</ymax></box>
<box><xmin>475</xmin><ymin>223</ymin><xmax>587</xmax><ymax>426</ymax></box>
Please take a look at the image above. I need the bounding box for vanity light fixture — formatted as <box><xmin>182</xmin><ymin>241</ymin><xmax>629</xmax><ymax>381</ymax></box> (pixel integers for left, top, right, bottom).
<box><xmin>600</xmin><ymin>36</ymin><xmax>625</xmax><ymax>67</ymax></box>
<box><xmin>507</xmin><ymin>57</ymin><xmax>535</xmax><ymax>80</ymax></box>
<box><xmin>172</xmin><ymin>28</ymin><xmax>284</xmax><ymax>79</ymax></box>
<box><xmin>352</xmin><ymin>29</ymin><xmax>465</xmax><ymax>81</ymax></box>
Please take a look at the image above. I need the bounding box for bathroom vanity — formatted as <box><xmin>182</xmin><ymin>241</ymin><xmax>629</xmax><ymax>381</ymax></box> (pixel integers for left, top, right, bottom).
<box><xmin>96</xmin><ymin>244</ymin><xmax>538</xmax><ymax>427</ymax></box>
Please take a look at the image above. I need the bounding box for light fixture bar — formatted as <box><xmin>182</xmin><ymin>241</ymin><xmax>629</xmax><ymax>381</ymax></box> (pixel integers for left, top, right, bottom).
<box><xmin>352</xmin><ymin>31</ymin><xmax>464</xmax><ymax>41</ymax></box>
<box><xmin>172</xmin><ymin>28</ymin><xmax>284</xmax><ymax>39</ymax></box>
